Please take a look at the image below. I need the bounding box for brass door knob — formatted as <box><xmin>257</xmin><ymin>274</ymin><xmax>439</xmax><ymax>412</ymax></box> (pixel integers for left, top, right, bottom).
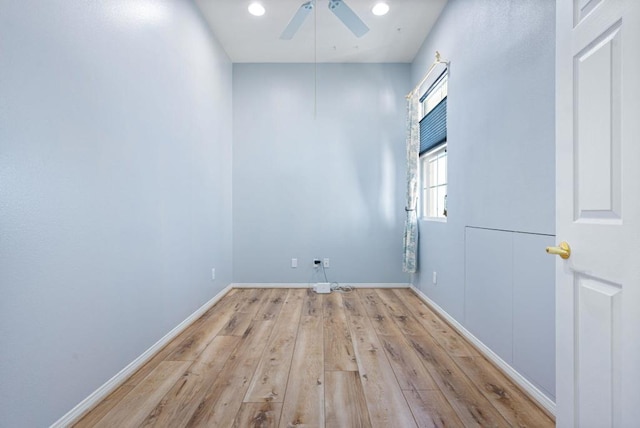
<box><xmin>546</xmin><ymin>242</ymin><xmax>571</xmax><ymax>259</ymax></box>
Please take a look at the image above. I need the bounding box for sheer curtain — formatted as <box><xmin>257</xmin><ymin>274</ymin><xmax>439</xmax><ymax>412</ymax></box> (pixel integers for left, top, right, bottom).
<box><xmin>402</xmin><ymin>95</ymin><xmax>420</xmax><ymax>273</ymax></box>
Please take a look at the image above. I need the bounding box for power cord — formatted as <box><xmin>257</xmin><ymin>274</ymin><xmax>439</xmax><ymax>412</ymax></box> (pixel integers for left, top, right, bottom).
<box><xmin>331</xmin><ymin>282</ymin><xmax>353</xmax><ymax>293</ymax></box>
<box><xmin>308</xmin><ymin>259</ymin><xmax>353</xmax><ymax>293</ymax></box>
<box><xmin>320</xmin><ymin>263</ymin><xmax>353</xmax><ymax>293</ymax></box>
<box><xmin>308</xmin><ymin>260</ymin><xmax>324</xmax><ymax>289</ymax></box>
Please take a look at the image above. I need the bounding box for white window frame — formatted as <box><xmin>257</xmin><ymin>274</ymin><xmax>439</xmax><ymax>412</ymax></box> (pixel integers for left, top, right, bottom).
<box><xmin>420</xmin><ymin>143</ymin><xmax>447</xmax><ymax>221</ymax></box>
<box><xmin>419</xmin><ymin>71</ymin><xmax>448</xmax><ymax>222</ymax></box>
<box><xmin>420</xmin><ymin>73</ymin><xmax>448</xmax><ymax>118</ymax></box>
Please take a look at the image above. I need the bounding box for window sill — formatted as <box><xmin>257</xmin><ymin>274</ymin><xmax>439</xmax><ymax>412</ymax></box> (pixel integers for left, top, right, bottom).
<box><xmin>420</xmin><ymin>217</ymin><xmax>447</xmax><ymax>223</ymax></box>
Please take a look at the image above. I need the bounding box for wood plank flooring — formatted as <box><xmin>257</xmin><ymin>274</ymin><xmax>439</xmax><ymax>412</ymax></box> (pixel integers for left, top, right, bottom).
<box><xmin>74</xmin><ymin>288</ymin><xmax>554</xmax><ymax>427</ymax></box>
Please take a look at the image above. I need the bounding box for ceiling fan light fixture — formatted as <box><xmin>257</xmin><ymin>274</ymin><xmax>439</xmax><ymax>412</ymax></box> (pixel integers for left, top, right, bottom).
<box><xmin>248</xmin><ymin>2</ymin><xmax>266</xmax><ymax>17</ymax></box>
<box><xmin>372</xmin><ymin>2</ymin><xmax>389</xmax><ymax>16</ymax></box>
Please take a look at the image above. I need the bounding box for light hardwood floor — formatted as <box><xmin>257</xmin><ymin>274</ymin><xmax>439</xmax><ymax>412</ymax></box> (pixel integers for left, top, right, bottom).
<box><xmin>74</xmin><ymin>288</ymin><xmax>554</xmax><ymax>427</ymax></box>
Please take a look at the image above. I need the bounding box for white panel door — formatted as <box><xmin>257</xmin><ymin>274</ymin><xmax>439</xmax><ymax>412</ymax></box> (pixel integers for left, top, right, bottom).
<box><xmin>556</xmin><ymin>0</ymin><xmax>640</xmax><ymax>427</ymax></box>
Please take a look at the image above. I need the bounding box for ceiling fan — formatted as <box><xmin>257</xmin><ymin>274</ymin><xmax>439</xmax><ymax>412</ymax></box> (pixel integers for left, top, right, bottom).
<box><xmin>280</xmin><ymin>0</ymin><xmax>369</xmax><ymax>40</ymax></box>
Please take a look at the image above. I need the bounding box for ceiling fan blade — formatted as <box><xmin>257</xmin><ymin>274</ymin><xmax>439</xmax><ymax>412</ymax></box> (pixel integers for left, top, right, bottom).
<box><xmin>328</xmin><ymin>0</ymin><xmax>369</xmax><ymax>38</ymax></box>
<box><xmin>280</xmin><ymin>1</ymin><xmax>314</xmax><ymax>40</ymax></box>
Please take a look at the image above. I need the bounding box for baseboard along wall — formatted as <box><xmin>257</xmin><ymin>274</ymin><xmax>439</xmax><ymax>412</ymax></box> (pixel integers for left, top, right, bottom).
<box><xmin>409</xmin><ymin>285</ymin><xmax>556</xmax><ymax>417</ymax></box>
<box><xmin>52</xmin><ymin>282</ymin><xmax>407</xmax><ymax>425</ymax></box>
<box><xmin>50</xmin><ymin>284</ymin><xmax>234</xmax><ymax>428</ymax></box>
<box><xmin>231</xmin><ymin>282</ymin><xmax>411</xmax><ymax>289</ymax></box>
<box><xmin>53</xmin><ymin>281</ymin><xmax>553</xmax><ymax>426</ymax></box>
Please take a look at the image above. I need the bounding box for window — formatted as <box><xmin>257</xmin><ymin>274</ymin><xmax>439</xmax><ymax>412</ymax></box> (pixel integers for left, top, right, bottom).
<box><xmin>419</xmin><ymin>71</ymin><xmax>448</xmax><ymax>220</ymax></box>
<box><xmin>421</xmin><ymin>144</ymin><xmax>447</xmax><ymax>219</ymax></box>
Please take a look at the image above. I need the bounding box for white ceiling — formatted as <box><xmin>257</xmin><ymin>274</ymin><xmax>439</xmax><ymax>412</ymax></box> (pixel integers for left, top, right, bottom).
<box><xmin>195</xmin><ymin>0</ymin><xmax>448</xmax><ymax>63</ymax></box>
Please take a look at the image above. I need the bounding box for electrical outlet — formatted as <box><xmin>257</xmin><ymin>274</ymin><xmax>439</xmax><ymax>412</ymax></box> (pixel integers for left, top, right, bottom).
<box><xmin>323</xmin><ymin>258</ymin><xmax>330</xmax><ymax>268</ymax></box>
<box><xmin>313</xmin><ymin>259</ymin><xmax>321</xmax><ymax>268</ymax></box>
<box><xmin>212</xmin><ymin>268</ymin><xmax>216</xmax><ymax>280</ymax></box>
<box><xmin>291</xmin><ymin>258</ymin><xmax>298</xmax><ymax>268</ymax></box>
<box><xmin>432</xmin><ymin>271</ymin><xmax>437</xmax><ymax>284</ymax></box>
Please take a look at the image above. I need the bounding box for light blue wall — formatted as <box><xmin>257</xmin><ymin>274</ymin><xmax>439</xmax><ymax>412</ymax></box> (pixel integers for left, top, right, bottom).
<box><xmin>0</xmin><ymin>1</ymin><xmax>233</xmax><ymax>426</ymax></box>
<box><xmin>233</xmin><ymin>64</ymin><xmax>410</xmax><ymax>284</ymax></box>
<box><xmin>411</xmin><ymin>0</ymin><xmax>556</xmax><ymax>399</ymax></box>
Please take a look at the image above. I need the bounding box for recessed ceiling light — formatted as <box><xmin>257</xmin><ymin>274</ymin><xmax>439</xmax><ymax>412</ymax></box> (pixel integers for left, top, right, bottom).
<box><xmin>248</xmin><ymin>2</ymin><xmax>265</xmax><ymax>17</ymax></box>
<box><xmin>372</xmin><ymin>2</ymin><xmax>389</xmax><ymax>16</ymax></box>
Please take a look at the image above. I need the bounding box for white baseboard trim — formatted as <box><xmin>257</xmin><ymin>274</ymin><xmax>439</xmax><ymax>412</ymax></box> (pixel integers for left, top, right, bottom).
<box><xmin>348</xmin><ymin>283</ymin><xmax>410</xmax><ymax>288</ymax></box>
<box><xmin>231</xmin><ymin>282</ymin><xmax>410</xmax><ymax>289</ymax></box>
<box><xmin>50</xmin><ymin>284</ymin><xmax>234</xmax><ymax>428</ymax></box>
<box><xmin>409</xmin><ymin>285</ymin><xmax>556</xmax><ymax>417</ymax></box>
<box><xmin>231</xmin><ymin>283</ymin><xmax>309</xmax><ymax>288</ymax></box>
